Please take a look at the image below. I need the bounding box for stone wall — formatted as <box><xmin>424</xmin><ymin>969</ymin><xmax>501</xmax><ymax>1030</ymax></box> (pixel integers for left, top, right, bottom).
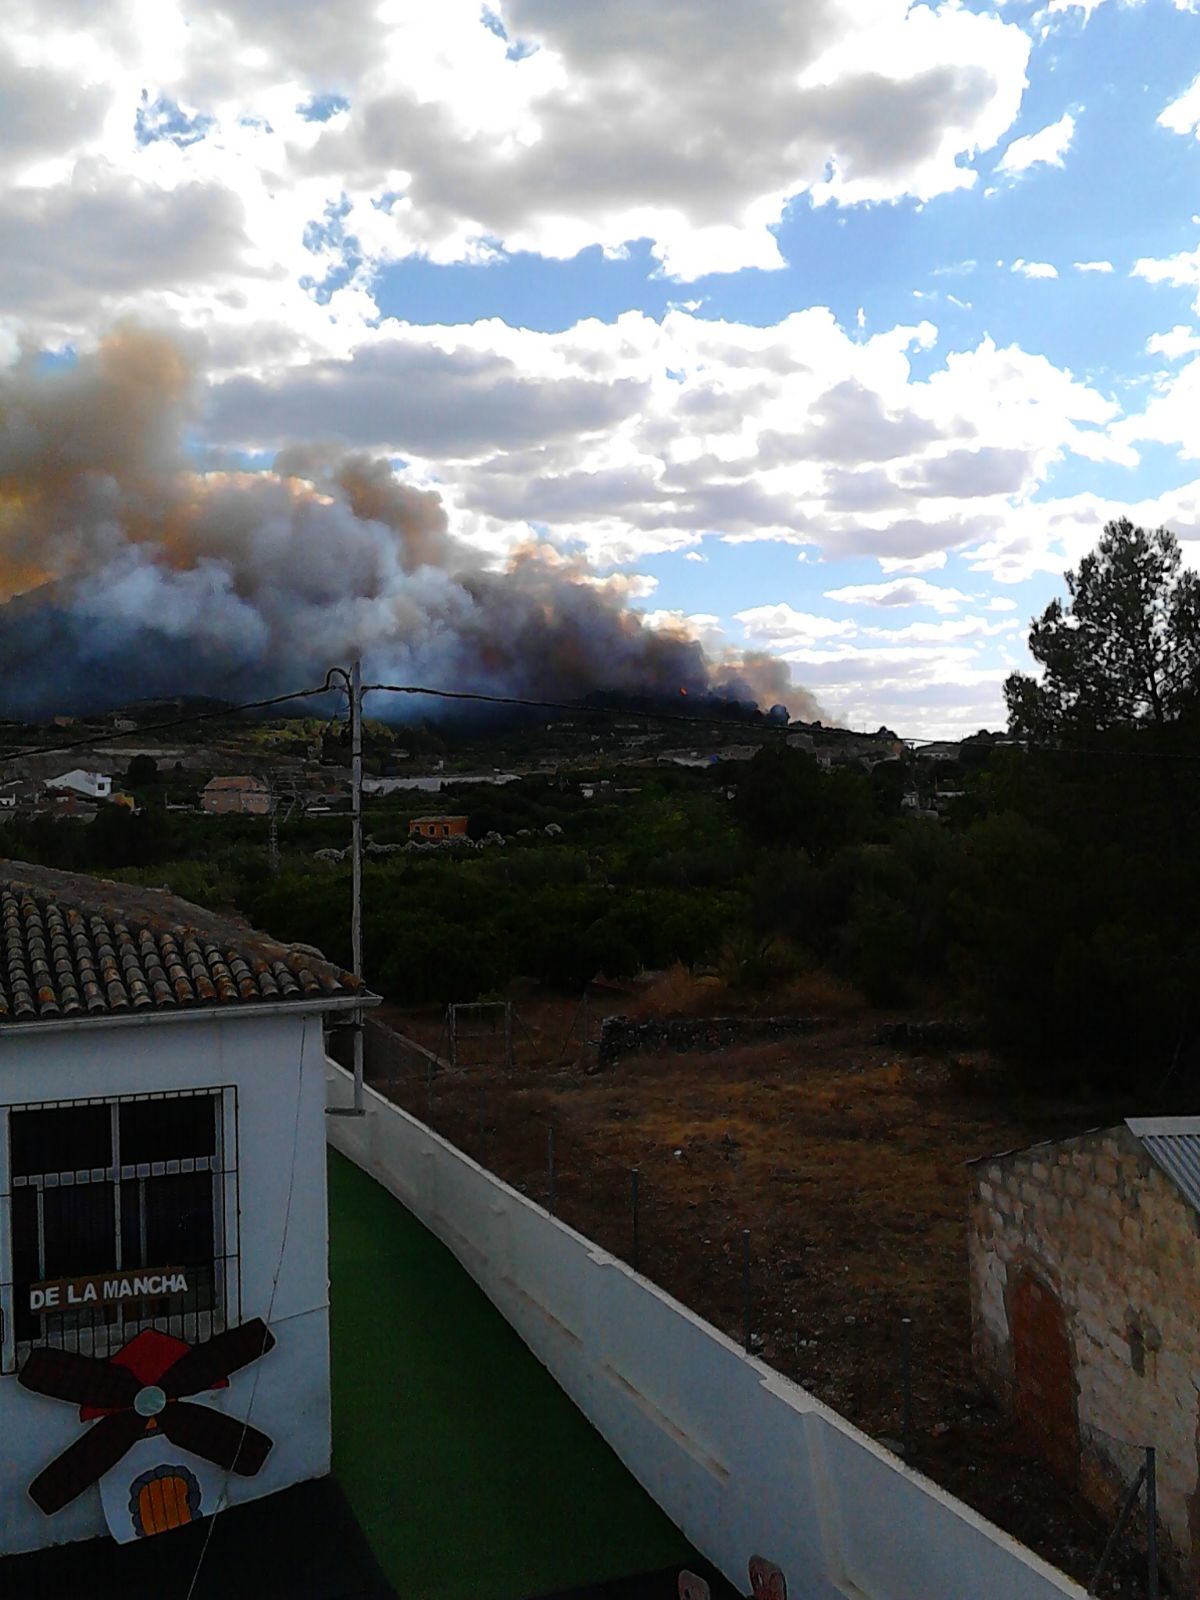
<box><xmin>968</xmin><ymin>1126</ymin><xmax>1200</xmax><ymax>1590</ymax></box>
<box><xmin>597</xmin><ymin>1014</ymin><xmax>820</xmax><ymax>1068</ymax></box>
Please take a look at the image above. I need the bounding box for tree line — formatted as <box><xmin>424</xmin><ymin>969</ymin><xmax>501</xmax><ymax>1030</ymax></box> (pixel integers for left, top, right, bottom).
<box><xmin>3</xmin><ymin>517</ymin><xmax>1196</xmax><ymax>1095</ymax></box>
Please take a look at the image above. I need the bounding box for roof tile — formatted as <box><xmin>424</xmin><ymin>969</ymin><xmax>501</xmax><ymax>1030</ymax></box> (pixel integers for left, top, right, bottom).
<box><xmin>0</xmin><ymin>868</ymin><xmax>367</xmax><ymax>1025</ymax></box>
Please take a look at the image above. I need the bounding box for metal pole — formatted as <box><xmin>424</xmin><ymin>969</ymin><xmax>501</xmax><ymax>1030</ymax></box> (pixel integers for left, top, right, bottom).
<box><xmin>547</xmin><ymin>1127</ymin><xmax>556</xmax><ymax>1215</ymax></box>
<box><xmin>901</xmin><ymin>1317</ymin><xmax>913</xmax><ymax>1460</ymax></box>
<box><xmin>742</xmin><ymin>1229</ymin><xmax>752</xmax><ymax>1353</ymax></box>
<box><xmin>350</xmin><ymin>658</ymin><xmax>365</xmax><ymax>1116</ymax></box>
<box><xmin>1146</xmin><ymin>1446</ymin><xmax>1159</xmax><ymax>1600</ymax></box>
<box><xmin>1087</xmin><ymin>1461</ymin><xmax>1148</xmax><ymax>1596</ymax></box>
<box><xmin>631</xmin><ymin>1167</ymin><xmax>640</xmax><ymax>1272</ymax></box>
<box><xmin>268</xmin><ymin>776</ymin><xmax>279</xmax><ymax>876</ymax></box>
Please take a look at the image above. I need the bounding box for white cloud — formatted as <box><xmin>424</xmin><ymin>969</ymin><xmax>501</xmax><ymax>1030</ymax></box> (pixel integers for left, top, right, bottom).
<box><xmin>641</xmin><ymin>608</ymin><xmax>725</xmax><ymax>651</ymax></box>
<box><xmin>1114</xmin><ymin>355</ymin><xmax>1200</xmax><ymax>458</ymax></box>
<box><xmin>1073</xmin><ymin>260</ymin><xmax>1113</xmax><ymax>273</ymax></box>
<box><xmin>0</xmin><ymin>0</ymin><xmax>1034</xmax><ymax>335</ymax></box>
<box><xmin>733</xmin><ymin>604</ymin><xmax>857</xmax><ymax>647</ymax></box>
<box><xmin>1133</xmin><ymin>243</ymin><xmax>1200</xmax><ymax>316</ymax></box>
<box><xmin>878</xmin><ymin>550</ymin><xmax>947</xmax><ymax>575</ymax></box>
<box><xmin>1047</xmin><ymin>0</ymin><xmax>1196</xmax><ymax>15</ymax></box>
<box><xmin>1011</xmin><ymin>258</ymin><xmax>1058</xmax><ymax>279</ymax></box>
<box><xmin>684</xmin><ymin>550</ymin><xmax>708</xmax><ymax>563</ymax></box>
<box><xmin>861</xmin><ymin>614</ymin><xmax>1017</xmax><ymax>644</ymax></box>
<box><xmin>1159</xmin><ymin>72</ymin><xmax>1200</xmax><ymax>139</ymax></box>
<box><xmin>824</xmin><ymin>577</ymin><xmax>970</xmax><ymax>612</ymax></box>
<box><xmin>967</xmin><ymin>475</ymin><xmax>1200</xmax><ymax>584</ymax></box>
<box><xmin>194</xmin><ymin>309</ymin><xmax>1126</xmax><ymax>576</ymax></box>
<box><xmin>1146</xmin><ymin>325</ymin><xmax>1200</xmax><ymax>360</ymax></box>
<box><xmin>997</xmin><ymin>112</ymin><xmax>1076</xmax><ymax>176</ymax></box>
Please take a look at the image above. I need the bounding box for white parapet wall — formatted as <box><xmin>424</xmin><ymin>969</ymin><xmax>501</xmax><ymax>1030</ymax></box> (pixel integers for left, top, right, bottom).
<box><xmin>325</xmin><ymin>1063</ymin><xmax>1086</xmax><ymax>1600</ymax></box>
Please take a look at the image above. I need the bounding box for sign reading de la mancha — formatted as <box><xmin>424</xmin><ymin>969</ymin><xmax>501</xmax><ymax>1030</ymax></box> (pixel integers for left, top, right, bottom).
<box><xmin>28</xmin><ymin>1270</ymin><xmax>189</xmax><ymax>1312</ymax></box>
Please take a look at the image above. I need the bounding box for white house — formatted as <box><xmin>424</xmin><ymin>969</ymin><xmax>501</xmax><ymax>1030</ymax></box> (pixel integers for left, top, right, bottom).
<box><xmin>44</xmin><ymin>770</ymin><xmax>112</xmax><ymax>801</ymax></box>
<box><xmin>0</xmin><ymin>862</ymin><xmax>374</xmax><ymax>1556</ymax></box>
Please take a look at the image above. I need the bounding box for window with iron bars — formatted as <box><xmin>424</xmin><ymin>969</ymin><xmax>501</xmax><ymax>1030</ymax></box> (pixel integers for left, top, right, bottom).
<box><xmin>0</xmin><ymin>1089</ymin><xmax>239</xmax><ymax>1374</ymax></box>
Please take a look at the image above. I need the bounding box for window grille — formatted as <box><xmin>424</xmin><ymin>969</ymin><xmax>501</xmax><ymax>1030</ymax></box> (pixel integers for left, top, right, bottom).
<box><xmin>0</xmin><ymin>1088</ymin><xmax>239</xmax><ymax>1373</ymax></box>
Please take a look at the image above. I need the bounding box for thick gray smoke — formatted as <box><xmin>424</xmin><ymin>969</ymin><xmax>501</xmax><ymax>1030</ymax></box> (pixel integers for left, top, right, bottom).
<box><xmin>0</xmin><ymin>329</ymin><xmax>817</xmax><ymax>722</ymax></box>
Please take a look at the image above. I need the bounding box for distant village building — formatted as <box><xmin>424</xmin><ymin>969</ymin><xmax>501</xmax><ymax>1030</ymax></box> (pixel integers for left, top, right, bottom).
<box><xmin>408</xmin><ymin>815</ymin><xmax>468</xmax><ymax>840</ymax></box>
<box><xmin>201</xmin><ymin>776</ymin><xmax>270</xmax><ymax>816</ymax></box>
<box><xmin>968</xmin><ymin>1119</ymin><xmax>1200</xmax><ymax>1592</ymax></box>
<box><xmin>46</xmin><ymin>792</ymin><xmax>100</xmax><ymax>823</ymax></box>
<box><xmin>917</xmin><ymin>741</ymin><xmax>962</xmax><ymax>763</ymax></box>
<box><xmin>0</xmin><ymin>863</ymin><xmax>374</xmax><ymax>1557</ymax></box>
<box><xmin>44</xmin><ymin>770</ymin><xmax>112</xmax><ymax>801</ymax></box>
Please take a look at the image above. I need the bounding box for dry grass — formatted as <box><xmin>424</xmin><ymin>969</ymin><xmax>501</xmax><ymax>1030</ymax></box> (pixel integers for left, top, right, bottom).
<box><xmin>774</xmin><ymin>965</ymin><xmax>865</xmax><ymax>1017</ymax></box>
<box><xmin>370</xmin><ymin>997</ymin><xmax>1149</xmax><ymax>1595</ymax></box>
<box><xmin>627</xmin><ymin>963</ymin><xmax>731</xmax><ymax>1019</ymax></box>
<box><xmin>627</xmin><ymin>960</ymin><xmax>865</xmax><ymax>1022</ymax></box>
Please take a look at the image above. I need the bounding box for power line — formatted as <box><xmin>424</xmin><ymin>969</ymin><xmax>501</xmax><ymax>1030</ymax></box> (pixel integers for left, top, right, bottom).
<box><xmin>363</xmin><ymin>681</ymin><xmax>794</xmax><ymax>737</ymax></box>
<box><xmin>6</xmin><ymin>670</ymin><xmax>1200</xmax><ymax>769</ymax></box>
<box><xmin>0</xmin><ymin>676</ymin><xmax>346</xmax><ymax>766</ymax></box>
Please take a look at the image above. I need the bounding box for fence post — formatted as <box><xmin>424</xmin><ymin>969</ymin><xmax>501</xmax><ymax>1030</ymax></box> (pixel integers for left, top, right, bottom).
<box><xmin>630</xmin><ymin>1167</ymin><xmax>640</xmax><ymax>1272</ymax></box>
<box><xmin>1087</xmin><ymin>1458</ymin><xmax>1149</xmax><ymax>1596</ymax></box>
<box><xmin>742</xmin><ymin>1229</ymin><xmax>752</xmax><ymax>1353</ymax></box>
<box><xmin>901</xmin><ymin>1317</ymin><xmax>914</xmax><ymax>1460</ymax></box>
<box><xmin>547</xmin><ymin>1127</ymin><xmax>556</xmax><ymax>1216</ymax></box>
<box><xmin>1146</xmin><ymin>1446</ymin><xmax>1159</xmax><ymax>1600</ymax></box>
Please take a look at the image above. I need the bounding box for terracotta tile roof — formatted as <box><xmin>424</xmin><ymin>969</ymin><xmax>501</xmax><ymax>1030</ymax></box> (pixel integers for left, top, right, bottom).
<box><xmin>0</xmin><ymin>862</ymin><xmax>370</xmax><ymax>1026</ymax></box>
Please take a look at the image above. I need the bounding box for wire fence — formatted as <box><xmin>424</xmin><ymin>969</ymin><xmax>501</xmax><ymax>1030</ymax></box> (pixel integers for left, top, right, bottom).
<box><xmin>331</xmin><ymin>1013</ymin><xmax>969</xmax><ymax>1439</ymax></box>
<box><xmin>327</xmin><ymin>1009</ymin><xmax>1175</xmax><ymax>1598</ymax></box>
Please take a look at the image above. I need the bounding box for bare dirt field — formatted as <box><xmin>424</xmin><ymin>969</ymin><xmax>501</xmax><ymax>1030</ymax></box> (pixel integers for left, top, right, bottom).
<box><xmin>362</xmin><ymin>986</ymin><xmax>1158</xmax><ymax>1596</ymax></box>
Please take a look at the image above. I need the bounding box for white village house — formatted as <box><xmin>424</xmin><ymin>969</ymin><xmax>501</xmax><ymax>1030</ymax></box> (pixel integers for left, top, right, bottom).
<box><xmin>0</xmin><ymin>862</ymin><xmax>373</xmax><ymax>1555</ymax></box>
<box><xmin>43</xmin><ymin>770</ymin><xmax>112</xmax><ymax>802</ymax></box>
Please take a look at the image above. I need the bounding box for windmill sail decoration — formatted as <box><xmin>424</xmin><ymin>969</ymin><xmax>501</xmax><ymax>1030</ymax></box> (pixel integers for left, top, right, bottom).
<box><xmin>18</xmin><ymin>1320</ymin><xmax>275</xmax><ymax>1541</ymax></box>
<box><xmin>748</xmin><ymin>1556</ymin><xmax>787</xmax><ymax>1600</ymax></box>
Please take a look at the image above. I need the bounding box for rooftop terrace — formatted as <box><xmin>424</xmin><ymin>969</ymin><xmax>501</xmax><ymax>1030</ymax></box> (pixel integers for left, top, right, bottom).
<box><xmin>0</xmin><ymin>1152</ymin><xmax>724</xmax><ymax>1600</ymax></box>
<box><xmin>328</xmin><ymin>1150</ymin><xmax>726</xmax><ymax>1600</ymax></box>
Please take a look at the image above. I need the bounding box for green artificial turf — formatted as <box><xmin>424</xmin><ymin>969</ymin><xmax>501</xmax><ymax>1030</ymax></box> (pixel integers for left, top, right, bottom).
<box><xmin>327</xmin><ymin>1150</ymin><xmax>695</xmax><ymax>1600</ymax></box>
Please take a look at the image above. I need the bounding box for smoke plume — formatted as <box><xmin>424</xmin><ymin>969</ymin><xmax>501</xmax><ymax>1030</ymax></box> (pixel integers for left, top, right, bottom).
<box><xmin>0</xmin><ymin>329</ymin><xmax>817</xmax><ymax>722</ymax></box>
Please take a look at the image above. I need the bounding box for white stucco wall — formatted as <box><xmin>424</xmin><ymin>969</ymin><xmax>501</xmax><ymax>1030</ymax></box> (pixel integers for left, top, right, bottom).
<box><xmin>0</xmin><ymin>1009</ymin><xmax>332</xmax><ymax>1556</ymax></box>
<box><xmin>326</xmin><ymin>1063</ymin><xmax>1086</xmax><ymax>1600</ymax></box>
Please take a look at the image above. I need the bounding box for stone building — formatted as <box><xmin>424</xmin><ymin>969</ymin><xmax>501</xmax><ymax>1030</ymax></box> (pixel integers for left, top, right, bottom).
<box><xmin>968</xmin><ymin>1119</ymin><xmax>1200</xmax><ymax>1591</ymax></box>
<box><xmin>201</xmin><ymin>775</ymin><xmax>270</xmax><ymax>815</ymax></box>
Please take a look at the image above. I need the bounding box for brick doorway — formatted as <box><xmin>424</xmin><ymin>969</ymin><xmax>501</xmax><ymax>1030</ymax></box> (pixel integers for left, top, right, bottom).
<box><xmin>1011</xmin><ymin>1268</ymin><xmax>1079</xmax><ymax>1482</ymax></box>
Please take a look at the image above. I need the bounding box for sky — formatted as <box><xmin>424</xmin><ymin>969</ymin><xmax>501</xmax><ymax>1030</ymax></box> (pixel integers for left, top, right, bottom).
<box><xmin>3</xmin><ymin>0</ymin><xmax>1200</xmax><ymax>736</ymax></box>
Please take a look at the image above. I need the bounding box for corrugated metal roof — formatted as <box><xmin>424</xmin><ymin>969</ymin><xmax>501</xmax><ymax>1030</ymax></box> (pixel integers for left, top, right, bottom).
<box><xmin>1126</xmin><ymin>1117</ymin><xmax>1200</xmax><ymax>1215</ymax></box>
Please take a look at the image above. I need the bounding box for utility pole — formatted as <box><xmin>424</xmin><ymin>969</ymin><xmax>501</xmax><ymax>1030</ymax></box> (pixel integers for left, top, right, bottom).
<box><xmin>267</xmin><ymin>774</ymin><xmax>279</xmax><ymax>876</ymax></box>
<box><xmin>350</xmin><ymin>658</ymin><xmax>365</xmax><ymax>1115</ymax></box>
<box><xmin>328</xmin><ymin>659</ymin><xmax>366</xmax><ymax>1119</ymax></box>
